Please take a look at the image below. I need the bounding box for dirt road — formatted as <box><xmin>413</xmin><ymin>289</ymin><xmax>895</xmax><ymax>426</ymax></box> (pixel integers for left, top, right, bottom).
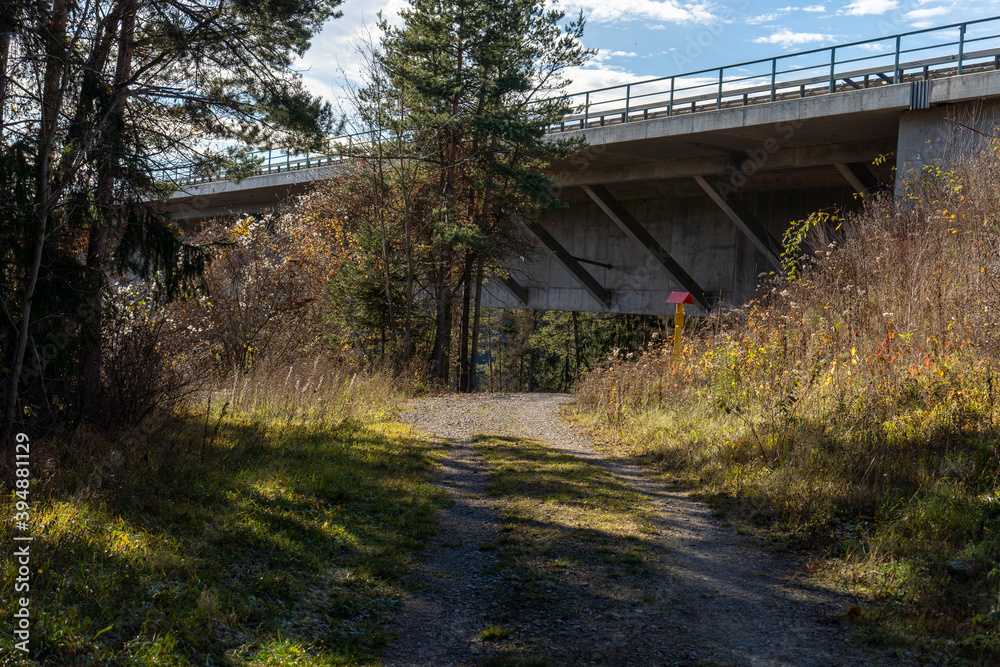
<box><xmin>381</xmin><ymin>393</ymin><xmax>911</xmax><ymax>667</ymax></box>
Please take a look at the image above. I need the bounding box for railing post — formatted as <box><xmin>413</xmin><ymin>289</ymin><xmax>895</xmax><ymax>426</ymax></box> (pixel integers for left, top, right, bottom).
<box><xmin>668</xmin><ymin>76</ymin><xmax>675</xmax><ymax>117</ymax></box>
<box><xmin>829</xmin><ymin>46</ymin><xmax>836</xmax><ymax>93</ymax></box>
<box><xmin>958</xmin><ymin>24</ymin><xmax>966</xmax><ymax>75</ymax></box>
<box><xmin>625</xmin><ymin>85</ymin><xmax>631</xmax><ymax>122</ymax></box>
<box><xmin>893</xmin><ymin>35</ymin><xmax>901</xmax><ymax>83</ymax></box>
<box><xmin>268</xmin><ymin>149</ymin><xmax>272</xmax><ymax>174</ymax></box>
<box><xmin>717</xmin><ymin>68</ymin><xmax>723</xmax><ymax>109</ymax></box>
<box><xmin>584</xmin><ymin>92</ymin><xmax>589</xmax><ymax>129</ymax></box>
<box><xmin>770</xmin><ymin>58</ymin><xmax>777</xmax><ymax>102</ymax></box>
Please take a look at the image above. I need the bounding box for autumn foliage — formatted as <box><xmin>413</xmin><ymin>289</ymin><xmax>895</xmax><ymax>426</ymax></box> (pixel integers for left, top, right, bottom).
<box><xmin>579</xmin><ymin>132</ymin><xmax>1000</xmax><ymax>659</ymax></box>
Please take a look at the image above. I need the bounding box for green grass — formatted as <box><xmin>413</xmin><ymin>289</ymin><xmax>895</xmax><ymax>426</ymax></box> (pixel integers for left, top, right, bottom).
<box><xmin>474</xmin><ymin>437</ymin><xmax>655</xmax><ymax>572</ymax></box>
<box><xmin>0</xmin><ymin>406</ymin><xmax>442</xmax><ymax>665</ymax></box>
<box><xmin>477</xmin><ymin>625</ymin><xmax>511</xmax><ymax>641</ymax></box>
<box><xmin>470</xmin><ymin>436</ymin><xmax>658</xmax><ymax>661</ymax></box>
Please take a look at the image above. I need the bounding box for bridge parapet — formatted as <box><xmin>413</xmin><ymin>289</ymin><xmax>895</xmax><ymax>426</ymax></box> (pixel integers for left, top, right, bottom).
<box><xmin>548</xmin><ymin>16</ymin><xmax>1000</xmax><ymax>134</ymax></box>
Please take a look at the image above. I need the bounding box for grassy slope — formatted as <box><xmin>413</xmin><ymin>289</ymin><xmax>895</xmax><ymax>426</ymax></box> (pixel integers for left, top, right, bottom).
<box><xmin>0</xmin><ymin>375</ymin><xmax>442</xmax><ymax>665</ymax></box>
<box><xmin>575</xmin><ymin>148</ymin><xmax>1000</xmax><ymax>664</ymax></box>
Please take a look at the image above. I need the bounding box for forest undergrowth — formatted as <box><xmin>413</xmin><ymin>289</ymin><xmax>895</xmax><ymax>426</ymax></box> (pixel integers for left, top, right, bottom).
<box><xmin>0</xmin><ymin>362</ymin><xmax>442</xmax><ymax>665</ymax></box>
<box><xmin>577</xmin><ymin>134</ymin><xmax>1000</xmax><ymax>663</ymax></box>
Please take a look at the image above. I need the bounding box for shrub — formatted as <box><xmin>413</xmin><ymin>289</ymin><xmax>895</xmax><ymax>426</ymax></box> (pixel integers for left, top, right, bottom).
<box><xmin>176</xmin><ymin>211</ymin><xmax>339</xmax><ymax>374</ymax></box>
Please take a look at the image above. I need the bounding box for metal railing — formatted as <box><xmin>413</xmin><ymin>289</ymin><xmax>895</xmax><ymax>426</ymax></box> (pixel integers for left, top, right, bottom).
<box><xmin>170</xmin><ymin>17</ymin><xmax>1000</xmax><ymax>187</ymax></box>
<box><xmin>165</xmin><ymin>139</ymin><xmax>368</xmax><ymax>187</ymax></box>
<box><xmin>547</xmin><ymin>16</ymin><xmax>1000</xmax><ymax>133</ymax></box>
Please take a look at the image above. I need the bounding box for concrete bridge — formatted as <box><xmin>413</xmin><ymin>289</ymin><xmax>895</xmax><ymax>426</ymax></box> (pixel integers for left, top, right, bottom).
<box><xmin>165</xmin><ymin>18</ymin><xmax>1000</xmax><ymax>315</ymax></box>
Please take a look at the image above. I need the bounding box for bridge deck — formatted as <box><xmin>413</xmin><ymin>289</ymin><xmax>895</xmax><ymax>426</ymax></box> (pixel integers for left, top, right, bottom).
<box><xmin>555</xmin><ymin>47</ymin><xmax>1000</xmax><ymax>132</ymax></box>
<box><xmin>164</xmin><ymin>16</ymin><xmax>1000</xmax><ymax>189</ymax></box>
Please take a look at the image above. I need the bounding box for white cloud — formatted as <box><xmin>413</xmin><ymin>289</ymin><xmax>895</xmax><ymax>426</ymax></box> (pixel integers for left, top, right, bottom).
<box><xmin>295</xmin><ymin>0</ymin><xmax>411</xmax><ymax>110</ymax></box>
<box><xmin>776</xmin><ymin>4</ymin><xmax>827</xmax><ymax>10</ymax></box>
<box><xmin>590</xmin><ymin>50</ymin><xmax>639</xmax><ymax>69</ymax></box>
<box><xmin>746</xmin><ymin>13</ymin><xmax>783</xmax><ymax>24</ymax></box>
<box><xmin>563</xmin><ymin>63</ymin><xmax>642</xmax><ymax>94</ymax></box>
<box><xmin>560</xmin><ymin>0</ymin><xmax>716</xmax><ymax>24</ymax></box>
<box><xmin>299</xmin><ymin>74</ymin><xmax>340</xmax><ymax>103</ymax></box>
<box><xmin>606</xmin><ymin>50</ymin><xmax>639</xmax><ymax>58</ymax></box>
<box><xmin>903</xmin><ymin>6</ymin><xmax>948</xmax><ymax>19</ymax></box>
<box><xmin>753</xmin><ymin>29</ymin><xmax>837</xmax><ymax>45</ymax></box>
<box><xmin>842</xmin><ymin>0</ymin><xmax>899</xmax><ymax>16</ymax></box>
<box><xmin>294</xmin><ymin>0</ymin><xmax>718</xmax><ymax>116</ymax></box>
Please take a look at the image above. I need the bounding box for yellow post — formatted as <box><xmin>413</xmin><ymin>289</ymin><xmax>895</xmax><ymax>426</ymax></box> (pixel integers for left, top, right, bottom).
<box><xmin>666</xmin><ymin>291</ymin><xmax>693</xmax><ymax>367</ymax></box>
<box><xmin>672</xmin><ymin>302</ymin><xmax>685</xmax><ymax>366</ymax></box>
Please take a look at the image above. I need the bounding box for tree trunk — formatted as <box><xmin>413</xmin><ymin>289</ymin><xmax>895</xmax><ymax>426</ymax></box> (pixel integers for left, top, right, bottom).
<box><xmin>458</xmin><ymin>253</ymin><xmax>473</xmax><ymax>392</ymax></box>
<box><xmin>572</xmin><ymin>310</ymin><xmax>582</xmax><ymax>375</ymax></box>
<box><xmin>3</xmin><ymin>0</ymin><xmax>67</xmax><ymax>447</ymax></box>
<box><xmin>428</xmin><ymin>17</ymin><xmax>464</xmax><ymax>385</ymax></box>
<box><xmin>497</xmin><ymin>318</ymin><xmax>503</xmax><ymax>392</ymax></box>
<box><xmin>375</xmin><ymin>155</ymin><xmax>394</xmax><ymax>354</ymax></box>
<box><xmin>528</xmin><ymin>347</ymin><xmax>536</xmax><ymax>393</ymax></box>
<box><xmin>527</xmin><ymin>314</ymin><xmax>537</xmax><ymax>392</ymax></box>
<box><xmin>2</xmin><ymin>163</ymin><xmax>50</xmax><ymax>450</ymax></box>
<box><xmin>469</xmin><ymin>258</ymin><xmax>484</xmax><ymax>392</ymax></box>
<box><xmin>80</xmin><ymin>0</ymin><xmax>135</xmax><ymax>417</ymax></box>
<box><xmin>80</xmin><ymin>219</ymin><xmax>109</xmax><ymax>415</ymax></box>
<box><xmin>429</xmin><ymin>247</ymin><xmax>452</xmax><ymax>383</ymax></box>
<box><xmin>487</xmin><ymin>314</ymin><xmax>494</xmax><ymax>392</ymax></box>
<box><xmin>400</xmin><ymin>126</ymin><xmax>414</xmax><ymax>360</ymax></box>
<box><xmin>562</xmin><ymin>336</ymin><xmax>569</xmax><ymax>392</ymax></box>
<box><xmin>444</xmin><ymin>286</ymin><xmax>454</xmax><ymax>387</ymax></box>
<box><xmin>0</xmin><ymin>12</ymin><xmax>11</xmax><ymax>137</ymax></box>
<box><xmin>40</xmin><ymin>0</ymin><xmax>66</xmax><ymax>138</ymax></box>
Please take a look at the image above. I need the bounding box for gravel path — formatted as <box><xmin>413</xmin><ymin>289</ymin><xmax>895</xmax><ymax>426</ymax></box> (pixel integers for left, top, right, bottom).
<box><xmin>382</xmin><ymin>393</ymin><xmax>912</xmax><ymax>667</ymax></box>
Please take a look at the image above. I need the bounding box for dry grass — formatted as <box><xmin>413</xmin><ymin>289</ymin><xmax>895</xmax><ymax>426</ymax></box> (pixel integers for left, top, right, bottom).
<box><xmin>0</xmin><ymin>362</ymin><xmax>441</xmax><ymax>665</ymax></box>
<box><xmin>576</xmin><ymin>132</ymin><xmax>1000</xmax><ymax>662</ymax></box>
<box><xmin>219</xmin><ymin>356</ymin><xmax>402</xmax><ymax>428</ymax></box>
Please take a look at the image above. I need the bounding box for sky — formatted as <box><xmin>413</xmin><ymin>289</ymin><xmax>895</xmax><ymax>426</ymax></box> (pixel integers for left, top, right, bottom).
<box><xmin>295</xmin><ymin>0</ymin><xmax>1000</xmax><ymax>118</ymax></box>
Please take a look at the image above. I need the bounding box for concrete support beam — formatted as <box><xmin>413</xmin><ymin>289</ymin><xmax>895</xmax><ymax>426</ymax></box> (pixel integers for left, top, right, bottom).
<box><xmin>835</xmin><ymin>162</ymin><xmax>878</xmax><ymax>195</ymax></box>
<box><xmin>694</xmin><ymin>175</ymin><xmax>781</xmax><ymax>269</ymax></box>
<box><xmin>581</xmin><ymin>184</ymin><xmax>708</xmax><ymax>309</ymax></box>
<box><xmin>835</xmin><ymin>163</ymin><xmax>866</xmax><ymax>195</ymax></box>
<box><xmin>527</xmin><ymin>221</ymin><xmax>611</xmax><ymax>308</ymax></box>
<box><xmin>498</xmin><ymin>275</ymin><xmax>528</xmax><ymax>305</ymax></box>
<box><xmin>555</xmin><ymin>138</ymin><xmax>896</xmax><ymax>188</ymax></box>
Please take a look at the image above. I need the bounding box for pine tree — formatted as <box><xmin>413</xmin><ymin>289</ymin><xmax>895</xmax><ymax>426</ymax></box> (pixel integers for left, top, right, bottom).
<box><xmin>380</xmin><ymin>0</ymin><xmax>592</xmax><ymax>387</ymax></box>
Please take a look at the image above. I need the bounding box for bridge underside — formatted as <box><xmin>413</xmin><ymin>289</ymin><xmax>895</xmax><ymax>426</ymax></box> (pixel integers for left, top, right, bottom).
<box><xmin>483</xmin><ymin>71</ymin><xmax>1000</xmax><ymax>316</ymax></box>
<box><xmin>164</xmin><ymin>70</ymin><xmax>1000</xmax><ymax>316</ymax></box>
